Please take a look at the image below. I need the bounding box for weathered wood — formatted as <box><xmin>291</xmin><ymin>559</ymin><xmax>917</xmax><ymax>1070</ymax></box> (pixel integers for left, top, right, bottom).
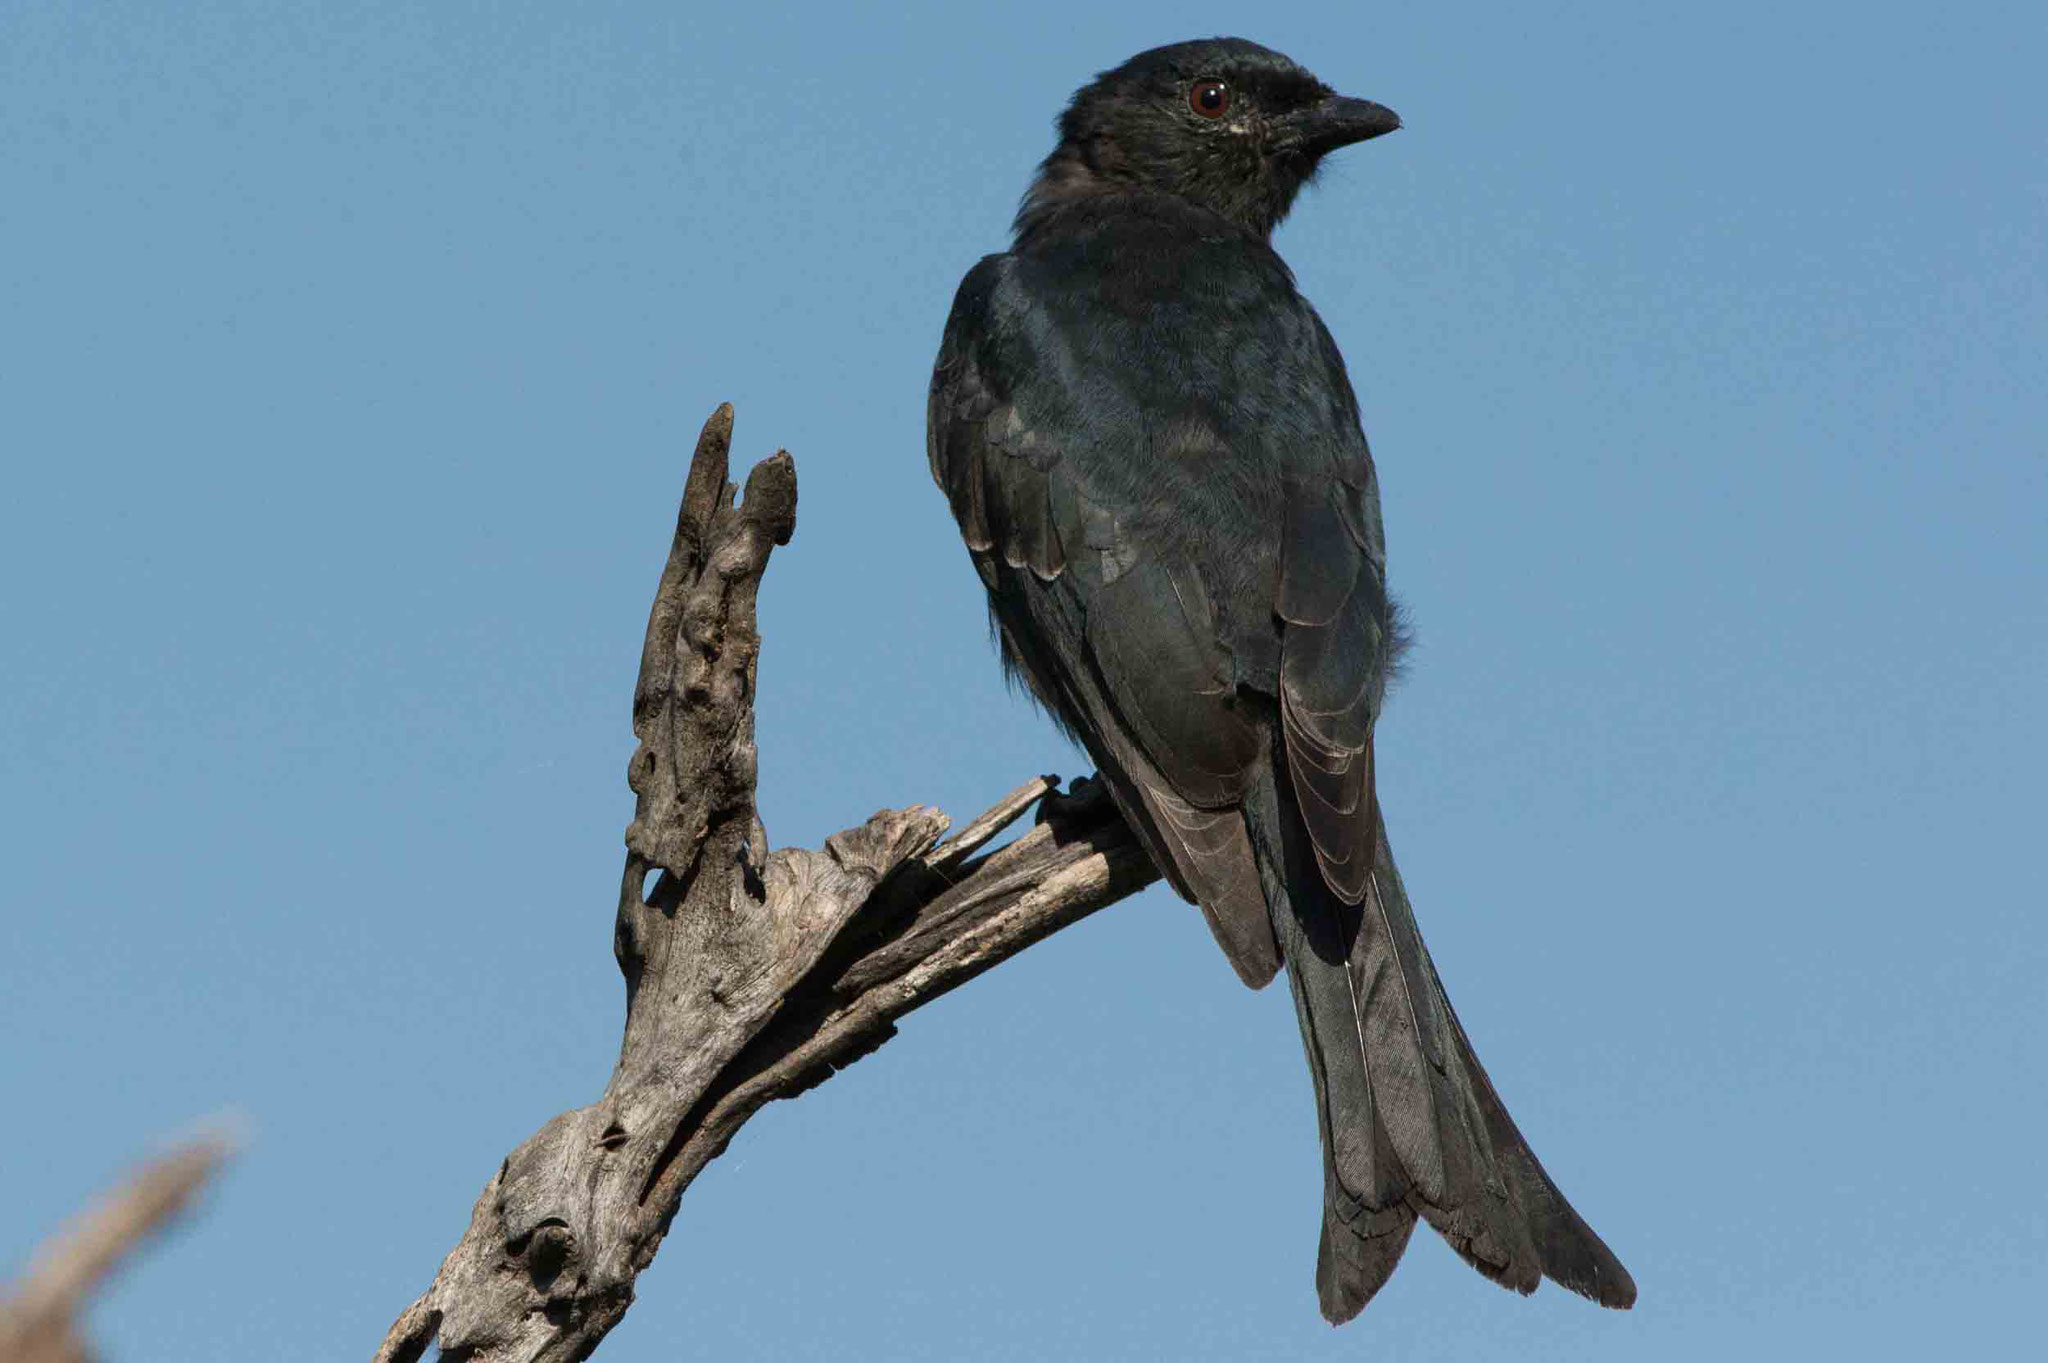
<box><xmin>0</xmin><ymin>1134</ymin><xmax>236</xmax><ymax>1363</ymax></box>
<box><xmin>373</xmin><ymin>406</ymin><xmax>1162</xmax><ymax>1363</ymax></box>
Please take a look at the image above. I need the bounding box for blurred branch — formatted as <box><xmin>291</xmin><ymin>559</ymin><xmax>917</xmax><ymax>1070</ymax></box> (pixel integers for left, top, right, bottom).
<box><xmin>374</xmin><ymin>404</ymin><xmax>1160</xmax><ymax>1363</ymax></box>
<box><xmin>1</xmin><ymin>1135</ymin><xmax>236</xmax><ymax>1363</ymax></box>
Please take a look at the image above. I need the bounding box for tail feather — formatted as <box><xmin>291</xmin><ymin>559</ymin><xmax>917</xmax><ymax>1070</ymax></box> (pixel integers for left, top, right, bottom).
<box><xmin>1427</xmin><ymin>945</ymin><xmax>1639</xmax><ymax>1307</ymax></box>
<box><xmin>1255</xmin><ymin>769</ymin><xmax>1633</xmax><ymax>1319</ymax></box>
<box><xmin>1363</xmin><ymin>832</ymin><xmax>1543</xmax><ymax>1296</ymax></box>
<box><xmin>1314</xmin><ymin>1144</ymin><xmax>1416</xmax><ymax>1321</ymax></box>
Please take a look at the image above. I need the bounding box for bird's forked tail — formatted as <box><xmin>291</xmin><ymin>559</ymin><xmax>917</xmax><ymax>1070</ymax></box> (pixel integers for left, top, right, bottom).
<box><xmin>1253</xmin><ymin>779</ymin><xmax>1637</xmax><ymax>1321</ymax></box>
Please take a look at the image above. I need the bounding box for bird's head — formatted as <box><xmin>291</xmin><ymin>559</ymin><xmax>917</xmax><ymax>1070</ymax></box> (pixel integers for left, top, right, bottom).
<box><xmin>1017</xmin><ymin>37</ymin><xmax>1400</xmax><ymax>240</ymax></box>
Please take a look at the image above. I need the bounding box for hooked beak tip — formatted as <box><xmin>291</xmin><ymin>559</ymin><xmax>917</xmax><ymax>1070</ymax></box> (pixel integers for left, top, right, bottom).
<box><xmin>1282</xmin><ymin>95</ymin><xmax>1402</xmax><ymax>156</ymax></box>
<box><xmin>1333</xmin><ymin>97</ymin><xmax>1402</xmax><ymax>146</ymax></box>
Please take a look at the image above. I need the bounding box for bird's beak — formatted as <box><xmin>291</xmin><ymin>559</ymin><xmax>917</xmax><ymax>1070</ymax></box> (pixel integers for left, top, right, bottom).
<box><xmin>1283</xmin><ymin>95</ymin><xmax>1402</xmax><ymax>155</ymax></box>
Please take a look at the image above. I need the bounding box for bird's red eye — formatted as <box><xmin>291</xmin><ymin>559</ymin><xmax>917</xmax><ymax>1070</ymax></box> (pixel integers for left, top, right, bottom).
<box><xmin>1190</xmin><ymin>80</ymin><xmax>1230</xmax><ymax>118</ymax></box>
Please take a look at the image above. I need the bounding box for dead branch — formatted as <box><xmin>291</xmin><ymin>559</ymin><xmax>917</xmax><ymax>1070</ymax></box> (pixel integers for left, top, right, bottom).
<box><xmin>373</xmin><ymin>405</ymin><xmax>1161</xmax><ymax>1362</ymax></box>
<box><xmin>1</xmin><ymin>1134</ymin><xmax>236</xmax><ymax>1363</ymax></box>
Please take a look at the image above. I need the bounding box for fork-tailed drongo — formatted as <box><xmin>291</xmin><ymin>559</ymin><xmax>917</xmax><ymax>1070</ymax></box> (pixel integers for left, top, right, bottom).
<box><xmin>927</xmin><ymin>37</ymin><xmax>1635</xmax><ymax>1321</ymax></box>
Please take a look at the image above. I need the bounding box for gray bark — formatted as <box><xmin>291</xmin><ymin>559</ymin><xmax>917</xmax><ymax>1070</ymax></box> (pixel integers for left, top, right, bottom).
<box><xmin>0</xmin><ymin>1135</ymin><xmax>235</xmax><ymax>1363</ymax></box>
<box><xmin>373</xmin><ymin>405</ymin><xmax>1161</xmax><ymax>1362</ymax></box>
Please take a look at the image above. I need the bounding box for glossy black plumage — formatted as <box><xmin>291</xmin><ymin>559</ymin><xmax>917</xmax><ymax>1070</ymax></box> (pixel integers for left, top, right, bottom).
<box><xmin>927</xmin><ymin>37</ymin><xmax>1634</xmax><ymax>1320</ymax></box>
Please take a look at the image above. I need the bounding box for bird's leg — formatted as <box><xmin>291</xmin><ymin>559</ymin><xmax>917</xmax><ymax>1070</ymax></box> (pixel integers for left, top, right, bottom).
<box><xmin>1035</xmin><ymin>773</ymin><xmax>1115</xmax><ymax>827</ymax></box>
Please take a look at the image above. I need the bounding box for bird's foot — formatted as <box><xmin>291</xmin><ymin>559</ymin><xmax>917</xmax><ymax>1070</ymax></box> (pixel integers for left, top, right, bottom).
<box><xmin>1035</xmin><ymin>773</ymin><xmax>1113</xmax><ymax>827</ymax></box>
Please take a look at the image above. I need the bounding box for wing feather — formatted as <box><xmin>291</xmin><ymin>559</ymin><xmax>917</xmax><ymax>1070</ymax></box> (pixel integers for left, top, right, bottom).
<box><xmin>928</xmin><ymin>257</ymin><xmax>1279</xmax><ymax>985</ymax></box>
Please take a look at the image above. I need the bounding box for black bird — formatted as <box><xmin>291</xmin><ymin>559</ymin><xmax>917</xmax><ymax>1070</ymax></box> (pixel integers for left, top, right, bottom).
<box><xmin>926</xmin><ymin>38</ymin><xmax>1635</xmax><ymax>1320</ymax></box>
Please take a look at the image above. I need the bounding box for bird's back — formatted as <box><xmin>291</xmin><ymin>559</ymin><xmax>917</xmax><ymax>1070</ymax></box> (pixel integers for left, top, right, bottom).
<box><xmin>937</xmin><ymin>192</ymin><xmax>1384</xmax><ymax>662</ymax></box>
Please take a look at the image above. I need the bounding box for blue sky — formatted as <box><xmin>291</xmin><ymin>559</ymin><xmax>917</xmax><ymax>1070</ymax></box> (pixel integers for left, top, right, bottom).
<box><xmin>3</xmin><ymin>2</ymin><xmax>2042</xmax><ymax>1358</ymax></box>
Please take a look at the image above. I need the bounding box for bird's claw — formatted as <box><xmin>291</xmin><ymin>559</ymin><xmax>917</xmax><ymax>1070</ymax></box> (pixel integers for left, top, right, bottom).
<box><xmin>1035</xmin><ymin>773</ymin><xmax>1112</xmax><ymax>827</ymax></box>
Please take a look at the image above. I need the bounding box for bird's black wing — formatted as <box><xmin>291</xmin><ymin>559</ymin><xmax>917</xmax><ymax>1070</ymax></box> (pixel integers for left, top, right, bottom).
<box><xmin>928</xmin><ymin>252</ymin><xmax>1281</xmax><ymax>985</ymax></box>
<box><xmin>1275</xmin><ymin>459</ymin><xmax>1392</xmax><ymax>902</ymax></box>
